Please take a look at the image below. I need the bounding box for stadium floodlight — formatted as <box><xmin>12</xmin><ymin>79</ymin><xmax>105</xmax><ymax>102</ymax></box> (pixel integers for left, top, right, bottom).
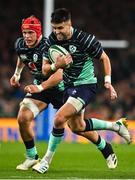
<box><xmin>100</xmin><ymin>40</ymin><xmax>129</xmax><ymax>48</ymax></box>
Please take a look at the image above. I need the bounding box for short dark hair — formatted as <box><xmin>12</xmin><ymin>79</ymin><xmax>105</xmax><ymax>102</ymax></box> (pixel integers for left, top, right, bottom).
<box><xmin>51</xmin><ymin>8</ymin><xmax>71</xmax><ymax>23</ymax></box>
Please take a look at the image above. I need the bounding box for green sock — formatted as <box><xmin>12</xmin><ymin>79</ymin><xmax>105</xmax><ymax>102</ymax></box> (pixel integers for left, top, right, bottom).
<box><xmin>48</xmin><ymin>133</ymin><xmax>63</xmax><ymax>152</ymax></box>
<box><xmin>44</xmin><ymin>133</ymin><xmax>63</xmax><ymax>164</ymax></box>
<box><xmin>43</xmin><ymin>127</ymin><xmax>64</xmax><ymax>164</ymax></box>
<box><xmin>91</xmin><ymin>118</ymin><xmax>113</xmax><ymax>130</ymax></box>
<box><xmin>26</xmin><ymin>146</ymin><xmax>37</xmax><ymax>159</ymax></box>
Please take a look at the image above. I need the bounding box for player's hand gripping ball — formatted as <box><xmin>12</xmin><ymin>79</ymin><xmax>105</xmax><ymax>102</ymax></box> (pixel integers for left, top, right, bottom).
<box><xmin>48</xmin><ymin>45</ymin><xmax>73</xmax><ymax>68</ymax></box>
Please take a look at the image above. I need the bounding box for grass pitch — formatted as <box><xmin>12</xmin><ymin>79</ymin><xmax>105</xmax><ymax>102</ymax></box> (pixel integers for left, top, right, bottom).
<box><xmin>0</xmin><ymin>141</ymin><xmax>135</xmax><ymax>179</ymax></box>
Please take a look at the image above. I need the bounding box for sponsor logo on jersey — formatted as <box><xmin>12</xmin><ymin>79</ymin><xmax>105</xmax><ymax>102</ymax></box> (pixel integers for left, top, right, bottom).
<box><xmin>69</xmin><ymin>45</ymin><xmax>77</xmax><ymax>54</ymax></box>
<box><xmin>33</xmin><ymin>54</ymin><xmax>38</xmax><ymax>62</ymax></box>
<box><xmin>20</xmin><ymin>54</ymin><xmax>27</xmax><ymax>60</ymax></box>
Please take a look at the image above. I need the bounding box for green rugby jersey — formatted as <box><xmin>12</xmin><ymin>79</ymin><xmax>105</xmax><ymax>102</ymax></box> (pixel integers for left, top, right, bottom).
<box><xmin>43</xmin><ymin>28</ymin><xmax>103</xmax><ymax>88</ymax></box>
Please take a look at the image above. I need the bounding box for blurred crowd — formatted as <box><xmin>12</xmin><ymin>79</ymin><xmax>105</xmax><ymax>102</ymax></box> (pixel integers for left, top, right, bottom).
<box><xmin>0</xmin><ymin>0</ymin><xmax>134</xmax><ymax>119</ymax></box>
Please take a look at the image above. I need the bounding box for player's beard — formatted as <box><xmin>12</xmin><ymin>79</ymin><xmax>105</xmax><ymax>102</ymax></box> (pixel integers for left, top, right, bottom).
<box><xmin>56</xmin><ymin>33</ymin><xmax>67</xmax><ymax>41</ymax></box>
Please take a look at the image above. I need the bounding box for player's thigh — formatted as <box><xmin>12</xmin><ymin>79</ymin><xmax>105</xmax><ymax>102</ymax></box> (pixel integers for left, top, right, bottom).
<box><xmin>55</xmin><ymin>101</ymin><xmax>77</xmax><ymax>120</ymax></box>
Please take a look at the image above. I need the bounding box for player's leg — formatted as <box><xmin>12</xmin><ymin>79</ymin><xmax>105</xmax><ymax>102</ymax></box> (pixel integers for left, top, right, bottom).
<box><xmin>33</xmin><ymin>103</ymin><xmax>120</xmax><ymax>174</ymax></box>
<box><xmin>32</xmin><ymin>99</ymin><xmax>127</xmax><ymax>173</ymax></box>
<box><xmin>33</xmin><ymin>102</ymin><xmax>76</xmax><ymax>173</ymax></box>
<box><xmin>77</xmin><ymin>131</ymin><xmax>117</xmax><ymax>169</ymax></box>
<box><xmin>67</xmin><ymin>112</ymin><xmax>117</xmax><ymax>169</ymax></box>
<box><xmin>33</xmin><ymin>111</ymin><xmax>117</xmax><ymax>174</ymax></box>
<box><xmin>69</xmin><ymin>103</ymin><xmax>131</xmax><ymax>143</ymax></box>
<box><xmin>32</xmin><ymin>85</ymin><xmax>130</xmax><ymax>173</ymax></box>
<box><xmin>35</xmin><ymin>86</ymin><xmax>92</xmax><ymax>170</ymax></box>
<box><xmin>81</xmin><ymin>117</ymin><xmax>131</xmax><ymax>143</ymax></box>
<box><xmin>33</xmin><ymin>103</ymin><xmax>117</xmax><ymax>173</ymax></box>
<box><xmin>45</xmin><ymin>101</ymin><xmax>77</xmax><ymax>161</ymax></box>
<box><xmin>64</xmin><ymin>84</ymin><xmax>131</xmax><ymax>143</ymax></box>
<box><xmin>33</xmin><ymin>124</ymin><xmax>66</xmax><ymax>173</ymax></box>
<box><xmin>16</xmin><ymin>98</ymin><xmax>47</xmax><ymax>170</ymax></box>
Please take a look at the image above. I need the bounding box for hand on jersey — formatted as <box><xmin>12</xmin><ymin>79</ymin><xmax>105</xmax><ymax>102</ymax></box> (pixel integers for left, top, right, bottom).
<box><xmin>104</xmin><ymin>82</ymin><xmax>118</xmax><ymax>100</ymax></box>
<box><xmin>55</xmin><ymin>54</ymin><xmax>73</xmax><ymax>69</ymax></box>
<box><xmin>24</xmin><ymin>84</ymin><xmax>44</xmax><ymax>93</ymax></box>
<box><xmin>10</xmin><ymin>74</ymin><xmax>20</xmax><ymax>87</ymax></box>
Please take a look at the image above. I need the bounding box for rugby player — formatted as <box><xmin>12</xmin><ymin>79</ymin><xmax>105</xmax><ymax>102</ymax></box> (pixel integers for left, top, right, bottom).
<box><xmin>33</xmin><ymin>8</ymin><xmax>131</xmax><ymax>173</ymax></box>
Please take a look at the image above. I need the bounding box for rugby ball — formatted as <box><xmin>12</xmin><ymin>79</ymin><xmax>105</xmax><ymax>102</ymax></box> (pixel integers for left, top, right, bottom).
<box><xmin>48</xmin><ymin>45</ymin><xmax>72</xmax><ymax>68</ymax></box>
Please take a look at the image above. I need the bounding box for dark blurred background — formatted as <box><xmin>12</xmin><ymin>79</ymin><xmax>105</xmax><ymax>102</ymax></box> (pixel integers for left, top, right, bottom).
<box><xmin>0</xmin><ymin>0</ymin><xmax>134</xmax><ymax>119</ymax></box>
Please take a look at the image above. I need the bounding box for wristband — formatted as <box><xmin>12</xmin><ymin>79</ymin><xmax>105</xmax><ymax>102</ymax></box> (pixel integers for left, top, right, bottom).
<box><xmin>36</xmin><ymin>84</ymin><xmax>44</xmax><ymax>92</ymax></box>
<box><xmin>14</xmin><ymin>73</ymin><xmax>20</xmax><ymax>81</ymax></box>
<box><xmin>50</xmin><ymin>63</ymin><xmax>56</xmax><ymax>71</ymax></box>
<box><xmin>14</xmin><ymin>67</ymin><xmax>23</xmax><ymax>81</ymax></box>
<box><xmin>104</xmin><ymin>75</ymin><xmax>111</xmax><ymax>83</ymax></box>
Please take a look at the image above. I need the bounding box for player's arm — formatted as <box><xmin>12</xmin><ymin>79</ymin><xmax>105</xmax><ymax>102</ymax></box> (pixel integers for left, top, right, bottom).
<box><xmin>99</xmin><ymin>51</ymin><xmax>117</xmax><ymax>100</ymax></box>
<box><xmin>42</xmin><ymin>59</ymin><xmax>55</xmax><ymax>76</ymax></box>
<box><xmin>24</xmin><ymin>69</ymin><xmax>63</xmax><ymax>93</ymax></box>
<box><xmin>10</xmin><ymin>57</ymin><xmax>25</xmax><ymax>87</ymax></box>
<box><xmin>86</xmin><ymin>34</ymin><xmax>117</xmax><ymax>100</ymax></box>
<box><xmin>42</xmin><ymin>55</ymin><xmax>72</xmax><ymax>76</ymax></box>
<box><xmin>41</xmin><ymin>68</ymin><xmax>63</xmax><ymax>89</ymax></box>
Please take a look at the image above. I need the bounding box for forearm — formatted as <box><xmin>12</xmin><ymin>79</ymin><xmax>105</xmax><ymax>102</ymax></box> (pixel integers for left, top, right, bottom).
<box><xmin>41</xmin><ymin>69</ymin><xmax>63</xmax><ymax>90</ymax></box>
<box><xmin>14</xmin><ymin>58</ymin><xmax>25</xmax><ymax>80</ymax></box>
<box><xmin>99</xmin><ymin>51</ymin><xmax>117</xmax><ymax>100</ymax></box>
<box><xmin>100</xmin><ymin>51</ymin><xmax>112</xmax><ymax>83</ymax></box>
